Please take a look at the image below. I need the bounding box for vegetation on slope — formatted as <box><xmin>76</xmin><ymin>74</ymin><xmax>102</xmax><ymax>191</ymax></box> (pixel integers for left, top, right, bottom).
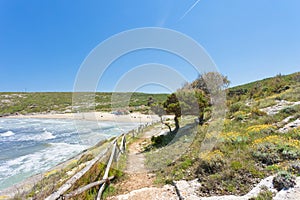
<box><xmin>146</xmin><ymin>71</ymin><xmax>300</xmax><ymax>196</ymax></box>
<box><xmin>228</xmin><ymin>72</ymin><xmax>300</xmax><ymax>102</ymax></box>
<box><xmin>0</xmin><ymin>92</ymin><xmax>168</xmax><ymax>116</ymax></box>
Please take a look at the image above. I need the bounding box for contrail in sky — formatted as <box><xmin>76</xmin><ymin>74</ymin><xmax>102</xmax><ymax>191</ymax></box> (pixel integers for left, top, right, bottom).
<box><xmin>178</xmin><ymin>0</ymin><xmax>201</xmax><ymax>22</ymax></box>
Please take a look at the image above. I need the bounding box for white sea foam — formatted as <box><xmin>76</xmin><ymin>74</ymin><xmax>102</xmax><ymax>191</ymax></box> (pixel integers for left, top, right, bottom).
<box><xmin>39</xmin><ymin>131</ymin><xmax>56</xmax><ymax>140</ymax></box>
<box><xmin>14</xmin><ymin>131</ymin><xmax>56</xmax><ymax>142</ymax></box>
<box><xmin>0</xmin><ymin>142</ymin><xmax>86</xmax><ymax>190</ymax></box>
<box><xmin>0</xmin><ymin>118</ymin><xmax>139</xmax><ymax>190</ymax></box>
<box><xmin>0</xmin><ymin>131</ymin><xmax>15</xmax><ymax>137</ymax></box>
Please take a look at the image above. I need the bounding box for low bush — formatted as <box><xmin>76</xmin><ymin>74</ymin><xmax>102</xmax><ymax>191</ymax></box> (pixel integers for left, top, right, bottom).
<box><xmin>280</xmin><ymin>107</ymin><xmax>297</xmax><ymax>115</ymax></box>
<box><xmin>252</xmin><ymin>142</ymin><xmax>281</xmax><ymax>165</ymax></box>
<box><xmin>273</xmin><ymin>171</ymin><xmax>296</xmax><ymax>191</ymax></box>
<box><xmin>150</xmin><ymin>132</ymin><xmax>175</xmax><ymax>148</ymax></box>
<box><xmin>198</xmin><ymin>167</ymin><xmax>263</xmax><ymax>196</ymax></box>
<box><xmin>229</xmin><ymin>102</ymin><xmax>250</xmax><ymax>113</ymax></box>
<box><xmin>247</xmin><ymin>125</ymin><xmax>275</xmax><ymax>135</ymax></box>
<box><xmin>230</xmin><ymin>161</ymin><xmax>243</xmax><ymax>171</ymax></box>
<box><xmin>280</xmin><ymin>146</ymin><xmax>300</xmax><ymax>160</ymax></box>
<box><xmin>288</xmin><ymin>161</ymin><xmax>300</xmax><ymax>175</ymax></box>
<box><xmin>265</xmin><ymin>164</ymin><xmax>281</xmax><ymax>172</ymax></box>
<box><xmin>198</xmin><ymin>150</ymin><xmax>225</xmax><ymax>174</ymax></box>
<box><xmin>252</xmin><ymin>135</ymin><xmax>300</xmax><ymax>164</ymax></box>
<box><xmin>233</xmin><ymin>111</ymin><xmax>248</xmax><ymax>121</ymax></box>
<box><xmin>250</xmin><ymin>108</ymin><xmax>267</xmax><ymax>118</ymax></box>
<box><xmin>219</xmin><ymin>131</ymin><xmax>249</xmax><ymax>144</ymax></box>
<box><xmin>249</xmin><ymin>186</ymin><xmax>273</xmax><ymax>200</ymax></box>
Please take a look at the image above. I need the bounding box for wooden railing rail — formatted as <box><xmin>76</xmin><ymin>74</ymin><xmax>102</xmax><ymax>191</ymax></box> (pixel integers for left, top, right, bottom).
<box><xmin>45</xmin><ymin>122</ymin><xmax>155</xmax><ymax>200</ymax></box>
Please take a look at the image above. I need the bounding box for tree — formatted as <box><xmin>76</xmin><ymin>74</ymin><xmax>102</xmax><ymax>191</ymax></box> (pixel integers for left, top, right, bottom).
<box><xmin>147</xmin><ymin>96</ymin><xmax>154</xmax><ymax>106</ymax></box>
<box><xmin>184</xmin><ymin>72</ymin><xmax>230</xmax><ymax>94</ymax></box>
<box><xmin>151</xmin><ymin>72</ymin><xmax>228</xmax><ymax>133</ymax></box>
<box><xmin>163</xmin><ymin>93</ymin><xmax>181</xmax><ymax>133</ymax></box>
<box><xmin>150</xmin><ymin>103</ymin><xmax>173</xmax><ymax>133</ymax></box>
<box><xmin>151</xmin><ymin>89</ymin><xmax>209</xmax><ymax>134</ymax></box>
<box><xmin>177</xmin><ymin>89</ymin><xmax>208</xmax><ymax>125</ymax></box>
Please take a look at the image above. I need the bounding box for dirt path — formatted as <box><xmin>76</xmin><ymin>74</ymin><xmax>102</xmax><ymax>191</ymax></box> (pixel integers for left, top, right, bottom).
<box><xmin>125</xmin><ymin>129</ymin><xmax>155</xmax><ymax>174</ymax></box>
<box><xmin>108</xmin><ymin>128</ymin><xmax>158</xmax><ymax>196</ymax></box>
<box><xmin>115</xmin><ymin>129</ymin><xmax>156</xmax><ymax>194</ymax></box>
<box><xmin>108</xmin><ymin>127</ymin><xmax>178</xmax><ymax>200</ymax></box>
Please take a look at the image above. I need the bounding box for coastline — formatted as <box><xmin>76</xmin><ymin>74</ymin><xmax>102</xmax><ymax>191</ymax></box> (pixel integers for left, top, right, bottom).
<box><xmin>0</xmin><ymin>150</ymin><xmax>86</xmax><ymax>199</ymax></box>
<box><xmin>0</xmin><ymin>112</ymin><xmax>161</xmax><ymax>199</ymax></box>
<box><xmin>4</xmin><ymin>112</ymin><xmax>160</xmax><ymax>123</ymax></box>
<box><xmin>0</xmin><ymin>145</ymin><xmax>89</xmax><ymax>199</ymax></box>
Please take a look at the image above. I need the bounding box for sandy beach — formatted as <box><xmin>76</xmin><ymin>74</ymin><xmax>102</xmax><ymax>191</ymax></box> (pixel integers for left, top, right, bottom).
<box><xmin>5</xmin><ymin>112</ymin><xmax>161</xmax><ymax>123</ymax></box>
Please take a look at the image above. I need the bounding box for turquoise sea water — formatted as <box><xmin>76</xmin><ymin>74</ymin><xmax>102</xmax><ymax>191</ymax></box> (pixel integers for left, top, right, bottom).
<box><xmin>0</xmin><ymin>118</ymin><xmax>138</xmax><ymax>190</ymax></box>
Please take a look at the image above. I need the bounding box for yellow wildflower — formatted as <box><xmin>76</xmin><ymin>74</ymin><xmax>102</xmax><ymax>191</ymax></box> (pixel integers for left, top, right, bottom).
<box><xmin>200</xmin><ymin>150</ymin><xmax>224</xmax><ymax>162</ymax></box>
<box><xmin>252</xmin><ymin>135</ymin><xmax>300</xmax><ymax>149</ymax></box>
<box><xmin>44</xmin><ymin>169</ymin><xmax>58</xmax><ymax>178</ymax></box>
<box><xmin>247</xmin><ymin>124</ymin><xmax>275</xmax><ymax>134</ymax></box>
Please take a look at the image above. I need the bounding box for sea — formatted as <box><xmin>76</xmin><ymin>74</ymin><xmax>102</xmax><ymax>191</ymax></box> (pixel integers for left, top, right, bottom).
<box><xmin>0</xmin><ymin>118</ymin><xmax>139</xmax><ymax>191</ymax></box>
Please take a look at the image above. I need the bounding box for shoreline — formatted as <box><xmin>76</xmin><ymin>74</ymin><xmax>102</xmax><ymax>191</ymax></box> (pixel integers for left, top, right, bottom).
<box><xmin>4</xmin><ymin>111</ymin><xmax>160</xmax><ymax>123</ymax></box>
<box><xmin>0</xmin><ymin>149</ymin><xmax>86</xmax><ymax>198</ymax></box>
<box><xmin>0</xmin><ymin>113</ymin><xmax>161</xmax><ymax>198</ymax></box>
<box><xmin>0</xmin><ymin>145</ymin><xmax>89</xmax><ymax>198</ymax></box>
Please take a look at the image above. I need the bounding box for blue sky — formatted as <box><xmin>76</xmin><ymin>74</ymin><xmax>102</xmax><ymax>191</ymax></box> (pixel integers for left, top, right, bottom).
<box><xmin>0</xmin><ymin>0</ymin><xmax>299</xmax><ymax>92</ymax></box>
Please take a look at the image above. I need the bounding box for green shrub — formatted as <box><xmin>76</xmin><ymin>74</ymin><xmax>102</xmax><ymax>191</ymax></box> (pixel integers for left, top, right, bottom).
<box><xmin>280</xmin><ymin>107</ymin><xmax>297</xmax><ymax>115</ymax></box>
<box><xmin>288</xmin><ymin>161</ymin><xmax>300</xmax><ymax>175</ymax></box>
<box><xmin>230</xmin><ymin>102</ymin><xmax>249</xmax><ymax>113</ymax></box>
<box><xmin>230</xmin><ymin>161</ymin><xmax>243</xmax><ymax>171</ymax></box>
<box><xmin>247</xmin><ymin>125</ymin><xmax>275</xmax><ymax>135</ymax></box>
<box><xmin>180</xmin><ymin>158</ymin><xmax>193</xmax><ymax>169</ymax></box>
<box><xmin>251</xmin><ymin>108</ymin><xmax>267</xmax><ymax>118</ymax></box>
<box><xmin>252</xmin><ymin>135</ymin><xmax>300</xmax><ymax>164</ymax></box>
<box><xmin>219</xmin><ymin>131</ymin><xmax>249</xmax><ymax>144</ymax></box>
<box><xmin>280</xmin><ymin>146</ymin><xmax>300</xmax><ymax>160</ymax></box>
<box><xmin>257</xmin><ymin>98</ymin><xmax>276</xmax><ymax>109</ymax></box>
<box><xmin>198</xmin><ymin>166</ymin><xmax>264</xmax><ymax>196</ymax></box>
<box><xmin>273</xmin><ymin>171</ymin><xmax>296</xmax><ymax>191</ymax></box>
<box><xmin>77</xmin><ymin>153</ymin><xmax>94</xmax><ymax>165</ymax></box>
<box><xmin>249</xmin><ymin>186</ymin><xmax>273</xmax><ymax>200</ymax></box>
<box><xmin>198</xmin><ymin>150</ymin><xmax>225</xmax><ymax>174</ymax></box>
<box><xmin>233</xmin><ymin>111</ymin><xmax>248</xmax><ymax>121</ymax></box>
<box><xmin>150</xmin><ymin>133</ymin><xmax>175</xmax><ymax>148</ymax></box>
<box><xmin>102</xmin><ymin>185</ymin><xmax>117</xmax><ymax>199</ymax></box>
<box><xmin>252</xmin><ymin>143</ymin><xmax>281</xmax><ymax>165</ymax></box>
<box><xmin>265</xmin><ymin>164</ymin><xmax>281</xmax><ymax>172</ymax></box>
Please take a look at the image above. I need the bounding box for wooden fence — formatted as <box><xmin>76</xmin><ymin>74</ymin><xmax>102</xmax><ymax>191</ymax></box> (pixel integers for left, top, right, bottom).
<box><xmin>45</xmin><ymin>122</ymin><xmax>155</xmax><ymax>200</ymax></box>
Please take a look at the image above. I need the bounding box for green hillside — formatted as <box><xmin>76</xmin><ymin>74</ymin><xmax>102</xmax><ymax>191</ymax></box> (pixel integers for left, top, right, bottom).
<box><xmin>228</xmin><ymin>72</ymin><xmax>300</xmax><ymax>102</ymax></box>
<box><xmin>146</xmin><ymin>71</ymin><xmax>300</xmax><ymax>197</ymax></box>
<box><xmin>0</xmin><ymin>92</ymin><xmax>168</xmax><ymax>116</ymax></box>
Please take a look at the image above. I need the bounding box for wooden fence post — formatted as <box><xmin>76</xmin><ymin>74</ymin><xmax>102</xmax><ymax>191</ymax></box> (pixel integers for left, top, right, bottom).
<box><xmin>45</xmin><ymin>145</ymin><xmax>111</xmax><ymax>200</ymax></box>
<box><xmin>121</xmin><ymin>134</ymin><xmax>126</xmax><ymax>153</ymax></box>
<box><xmin>45</xmin><ymin>123</ymin><xmax>149</xmax><ymax>200</ymax></box>
<box><xmin>96</xmin><ymin>142</ymin><xmax>117</xmax><ymax>200</ymax></box>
